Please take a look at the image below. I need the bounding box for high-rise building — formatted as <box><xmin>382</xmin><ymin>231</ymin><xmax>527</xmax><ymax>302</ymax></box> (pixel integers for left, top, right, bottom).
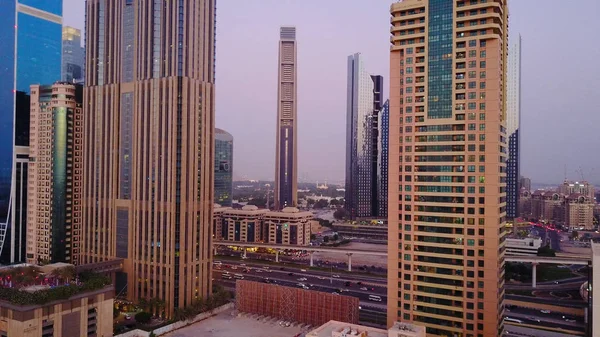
<box><xmin>378</xmin><ymin>100</ymin><xmax>390</xmax><ymax>219</ymax></box>
<box><xmin>62</xmin><ymin>26</ymin><xmax>85</xmax><ymax>83</ymax></box>
<box><xmin>82</xmin><ymin>0</ymin><xmax>216</xmax><ymax>316</ymax></box>
<box><xmin>388</xmin><ymin>1</ymin><xmax>508</xmax><ymax>335</ymax></box>
<box><xmin>27</xmin><ymin>83</ymin><xmax>82</xmax><ymax>265</ymax></box>
<box><xmin>215</xmin><ymin>128</ymin><xmax>233</xmax><ymax>207</ymax></box>
<box><xmin>0</xmin><ymin>0</ymin><xmax>63</xmax><ymax>264</ymax></box>
<box><xmin>345</xmin><ymin>53</ymin><xmax>385</xmax><ymax>219</ymax></box>
<box><xmin>519</xmin><ymin>175</ymin><xmax>531</xmax><ymax>192</ymax></box>
<box><xmin>506</xmin><ymin>35</ymin><xmax>521</xmax><ymax>219</ymax></box>
<box><xmin>274</xmin><ymin>26</ymin><xmax>298</xmax><ymax>210</ymax></box>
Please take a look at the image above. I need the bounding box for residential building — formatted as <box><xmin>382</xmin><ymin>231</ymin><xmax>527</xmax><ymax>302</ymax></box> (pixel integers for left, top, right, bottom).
<box><xmin>505</xmin><ymin>238</ymin><xmax>542</xmax><ymax>256</ymax></box>
<box><xmin>220</xmin><ymin>205</ymin><xmax>268</xmax><ymax>243</ymax></box>
<box><xmin>274</xmin><ymin>26</ymin><xmax>298</xmax><ymax>210</ymax></box>
<box><xmin>565</xmin><ymin>194</ymin><xmax>594</xmax><ymax>230</ymax></box>
<box><xmin>307</xmin><ymin>320</ymin><xmax>426</xmax><ymax>337</ymax></box>
<box><xmin>27</xmin><ymin>83</ymin><xmax>83</xmax><ymax>265</ymax></box>
<box><xmin>378</xmin><ymin>100</ymin><xmax>390</xmax><ymax>218</ymax></box>
<box><xmin>519</xmin><ymin>176</ymin><xmax>531</xmax><ymax>192</ymax></box>
<box><xmin>506</xmin><ymin>35</ymin><xmax>521</xmax><ymax>219</ymax></box>
<box><xmin>62</xmin><ymin>26</ymin><xmax>85</xmax><ymax>83</ymax></box>
<box><xmin>559</xmin><ymin>180</ymin><xmax>594</xmax><ymax>199</ymax></box>
<box><xmin>215</xmin><ymin>128</ymin><xmax>233</xmax><ymax>207</ymax></box>
<box><xmin>531</xmin><ymin>190</ymin><xmax>564</xmax><ymax>222</ymax></box>
<box><xmin>264</xmin><ymin>207</ymin><xmax>312</xmax><ymax>245</ymax></box>
<box><xmin>518</xmin><ymin>189</ymin><xmax>532</xmax><ymax>218</ymax></box>
<box><xmin>345</xmin><ymin>53</ymin><xmax>384</xmax><ymax>219</ymax></box>
<box><xmin>81</xmin><ymin>0</ymin><xmax>216</xmax><ymax>316</ymax></box>
<box><xmin>388</xmin><ymin>1</ymin><xmax>509</xmax><ymax>335</ymax></box>
<box><xmin>0</xmin><ymin>0</ymin><xmax>63</xmax><ymax>264</ymax></box>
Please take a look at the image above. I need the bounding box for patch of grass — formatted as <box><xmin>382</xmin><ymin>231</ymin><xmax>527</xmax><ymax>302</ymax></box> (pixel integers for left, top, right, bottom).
<box><xmin>538</xmin><ymin>265</ymin><xmax>574</xmax><ymax>282</ymax></box>
<box><xmin>505</xmin><ymin>289</ymin><xmax>535</xmax><ymax>297</ymax></box>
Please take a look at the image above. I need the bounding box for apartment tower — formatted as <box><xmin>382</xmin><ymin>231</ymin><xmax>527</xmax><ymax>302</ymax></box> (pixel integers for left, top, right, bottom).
<box><xmin>506</xmin><ymin>35</ymin><xmax>521</xmax><ymax>219</ymax></box>
<box><xmin>82</xmin><ymin>0</ymin><xmax>216</xmax><ymax>316</ymax></box>
<box><xmin>215</xmin><ymin>128</ymin><xmax>233</xmax><ymax>207</ymax></box>
<box><xmin>0</xmin><ymin>1</ymin><xmax>63</xmax><ymax>264</ymax></box>
<box><xmin>388</xmin><ymin>1</ymin><xmax>508</xmax><ymax>336</ymax></box>
<box><xmin>345</xmin><ymin>53</ymin><xmax>384</xmax><ymax>219</ymax></box>
<box><xmin>28</xmin><ymin>83</ymin><xmax>82</xmax><ymax>265</ymax></box>
<box><xmin>274</xmin><ymin>26</ymin><xmax>298</xmax><ymax>210</ymax></box>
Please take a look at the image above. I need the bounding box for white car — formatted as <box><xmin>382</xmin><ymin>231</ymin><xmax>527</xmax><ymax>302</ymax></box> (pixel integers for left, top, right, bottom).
<box><xmin>332</xmin><ymin>274</ymin><xmax>340</xmax><ymax>278</ymax></box>
<box><xmin>317</xmin><ymin>276</ymin><xmax>325</xmax><ymax>280</ymax></box>
<box><xmin>255</xmin><ymin>269</ymin><xmax>263</xmax><ymax>273</ymax></box>
<box><xmin>124</xmin><ymin>315</ymin><xmax>131</xmax><ymax>320</ymax></box>
<box><xmin>540</xmin><ymin>310</ymin><xmax>551</xmax><ymax>314</ymax></box>
<box><xmin>360</xmin><ymin>287</ymin><xmax>368</xmax><ymax>291</ymax></box>
<box><xmin>300</xmin><ymin>269</ymin><xmax>307</xmax><ymax>272</ymax></box>
<box><xmin>297</xmin><ymin>277</ymin><xmax>308</xmax><ymax>281</ymax></box>
<box><xmin>332</xmin><ymin>292</ymin><xmax>340</xmax><ymax>295</ymax></box>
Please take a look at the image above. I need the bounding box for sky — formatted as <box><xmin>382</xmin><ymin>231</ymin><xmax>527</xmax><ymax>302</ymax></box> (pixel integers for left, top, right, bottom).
<box><xmin>63</xmin><ymin>0</ymin><xmax>600</xmax><ymax>185</ymax></box>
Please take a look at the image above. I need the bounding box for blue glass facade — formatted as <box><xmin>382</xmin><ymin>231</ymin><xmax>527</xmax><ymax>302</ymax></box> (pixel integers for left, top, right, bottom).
<box><xmin>0</xmin><ymin>0</ymin><xmax>62</xmax><ymax>262</ymax></box>
<box><xmin>427</xmin><ymin>0</ymin><xmax>453</xmax><ymax>119</ymax></box>
<box><xmin>506</xmin><ymin>130</ymin><xmax>519</xmax><ymax>218</ymax></box>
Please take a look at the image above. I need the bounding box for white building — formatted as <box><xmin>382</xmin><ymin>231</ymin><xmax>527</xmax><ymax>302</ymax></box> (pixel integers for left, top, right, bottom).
<box><xmin>505</xmin><ymin>237</ymin><xmax>542</xmax><ymax>256</ymax></box>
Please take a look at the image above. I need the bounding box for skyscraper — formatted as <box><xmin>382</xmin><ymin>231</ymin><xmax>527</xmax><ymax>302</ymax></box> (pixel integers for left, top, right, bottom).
<box><xmin>27</xmin><ymin>83</ymin><xmax>82</xmax><ymax>265</ymax></box>
<box><xmin>506</xmin><ymin>35</ymin><xmax>521</xmax><ymax>219</ymax></box>
<box><xmin>388</xmin><ymin>1</ymin><xmax>508</xmax><ymax>336</ymax></box>
<box><xmin>215</xmin><ymin>128</ymin><xmax>233</xmax><ymax>207</ymax></box>
<box><xmin>377</xmin><ymin>100</ymin><xmax>390</xmax><ymax>219</ymax></box>
<box><xmin>345</xmin><ymin>53</ymin><xmax>384</xmax><ymax>219</ymax></box>
<box><xmin>0</xmin><ymin>0</ymin><xmax>63</xmax><ymax>263</ymax></box>
<box><xmin>274</xmin><ymin>26</ymin><xmax>298</xmax><ymax>210</ymax></box>
<box><xmin>62</xmin><ymin>26</ymin><xmax>85</xmax><ymax>83</ymax></box>
<box><xmin>82</xmin><ymin>0</ymin><xmax>216</xmax><ymax>316</ymax></box>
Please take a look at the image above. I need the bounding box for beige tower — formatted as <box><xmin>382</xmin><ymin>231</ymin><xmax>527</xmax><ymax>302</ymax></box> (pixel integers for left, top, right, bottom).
<box><xmin>387</xmin><ymin>1</ymin><xmax>509</xmax><ymax>336</ymax></box>
<box><xmin>274</xmin><ymin>26</ymin><xmax>298</xmax><ymax>210</ymax></box>
<box><xmin>82</xmin><ymin>0</ymin><xmax>216</xmax><ymax>316</ymax></box>
<box><xmin>27</xmin><ymin>83</ymin><xmax>82</xmax><ymax>265</ymax></box>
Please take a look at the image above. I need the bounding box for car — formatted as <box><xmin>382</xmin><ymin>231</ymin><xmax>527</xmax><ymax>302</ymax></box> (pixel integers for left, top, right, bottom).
<box><xmin>242</xmin><ymin>269</ymin><xmax>250</xmax><ymax>273</ymax></box>
<box><xmin>345</xmin><ymin>281</ymin><xmax>351</xmax><ymax>287</ymax></box>
<box><xmin>360</xmin><ymin>287</ymin><xmax>368</xmax><ymax>291</ymax></box>
<box><xmin>288</xmin><ymin>272</ymin><xmax>294</xmax><ymax>276</ymax></box>
<box><xmin>125</xmin><ymin>315</ymin><xmax>131</xmax><ymax>320</ymax></box>
<box><xmin>231</xmin><ymin>266</ymin><xmax>238</xmax><ymax>270</ymax></box>
<box><xmin>331</xmin><ymin>292</ymin><xmax>340</xmax><ymax>295</ymax></box>
<box><xmin>264</xmin><ymin>266</ymin><xmax>270</xmax><ymax>269</ymax></box>
<box><xmin>332</xmin><ymin>274</ymin><xmax>340</xmax><ymax>278</ymax></box>
<box><xmin>280</xmin><ymin>267</ymin><xmax>285</xmax><ymax>271</ymax></box>
<box><xmin>527</xmin><ymin>316</ymin><xmax>541</xmax><ymax>323</ymax></box>
<box><xmin>297</xmin><ymin>277</ymin><xmax>308</xmax><ymax>281</ymax></box>
<box><xmin>255</xmin><ymin>269</ymin><xmax>263</xmax><ymax>273</ymax></box>
<box><xmin>300</xmin><ymin>269</ymin><xmax>307</xmax><ymax>272</ymax></box>
<box><xmin>540</xmin><ymin>310</ymin><xmax>551</xmax><ymax>314</ymax></box>
<box><xmin>317</xmin><ymin>276</ymin><xmax>325</xmax><ymax>280</ymax></box>
<box><xmin>565</xmin><ymin>319</ymin><xmax>576</xmax><ymax>323</ymax></box>
<box><xmin>357</xmin><ymin>281</ymin><xmax>362</xmax><ymax>285</ymax></box>
<box><xmin>240</xmin><ymin>263</ymin><xmax>246</xmax><ymax>266</ymax></box>
<box><xmin>302</xmin><ymin>285</ymin><xmax>310</xmax><ymax>290</ymax></box>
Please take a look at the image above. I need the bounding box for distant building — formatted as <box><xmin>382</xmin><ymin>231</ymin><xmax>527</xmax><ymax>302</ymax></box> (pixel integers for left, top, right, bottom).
<box><xmin>62</xmin><ymin>26</ymin><xmax>85</xmax><ymax>83</ymax></box>
<box><xmin>264</xmin><ymin>207</ymin><xmax>312</xmax><ymax>245</ymax></box>
<box><xmin>220</xmin><ymin>205</ymin><xmax>268</xmax><ymax>242</ymax></box>
<box><xmin>213</xmin><ymin>204</ymin><xmax>232</xmax><ymax>240</ymax></box>
<box><xmin>519</xmin><ymin>190</ymin><xmax>532</xmax><ymax>218</ymax></box>
<box><xmin>559</xmin><ymin>181</ymin><xmax>595</xmax><ymax>199</ymax></box>
<box><xmin>345</xmin><ymin>53</ymin><xmax>385</xmax><ymax>219</ymax></box>
<box><xmin>505</xmin><ymin>238</ymin><xmax>542</xmax><ymax>256</ymax></box>
<box><xmin>377</xmin><ymin>100</ymin><xmax>389</xmax><ymax>219</ymax></box>
<box><xmin>519</xmin><ymin>176</ymin><xmax>531</xmax><ymax>192</ymax></box>
<box><xmin>27</xmin><ymin>83</ymin><xmax>83</xmax><ymax>265</ymax></box>
<box><xmin>215</xmin><ymin>128</ymin><xmax>233</xmax><ymax>207</ymax></box>
<box><xmin>307</xmin><ymin>320</ymin><xmax>426</xmax><ymax>337</ymax></box>
<box><xmin>531</xmin><ymin>185</ymin><xmax>594</xmax><ymax>229</ymax></box>
<box><xmin>565</xmin><ymin>194</ymin><xmax>595</xmax><ymax>230</ymax></box>
<box><xmin>506</xmin><ymin>35</ymin><xmax>522</xmax><ymax>219</ymax></box>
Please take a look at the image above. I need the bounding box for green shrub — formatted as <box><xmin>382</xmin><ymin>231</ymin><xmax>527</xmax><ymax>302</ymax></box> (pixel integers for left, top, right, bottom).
<box><xmin>135</xmin><ymin>311</ymin><xmax>152</xmax><ymax>324</ymax></box>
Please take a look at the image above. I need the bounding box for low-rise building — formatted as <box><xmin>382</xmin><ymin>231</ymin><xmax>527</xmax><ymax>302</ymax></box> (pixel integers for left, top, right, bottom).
<box><xmin>213</xmin><ymin>204</ymin><xmax>232</xmax><ymax>240</ymax></box>
<box><xmin>306</xmin><ymin>320</ymin><xmax>426</xmax><ymax>337</ymax></box>
<box><xmin>505</xmin><ymin>237</ymin><xmax>542</xmax><ymax>256</ymax></box>
<box><xmin>264</xmin><ymin>207</ymin><xmax>312</xmax><ymax>246</ymax></box>
<box><xmin>565</xmin><ymin>194</ymin><xmax>595</xmax><ymax>230</ymax></box>
<box><xmin>220</xmin><ymin>205</ymin><xmax>269</xmax><ymax>243</ymax></box>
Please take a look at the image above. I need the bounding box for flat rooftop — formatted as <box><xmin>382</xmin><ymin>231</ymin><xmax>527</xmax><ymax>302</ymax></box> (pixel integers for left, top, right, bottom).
<box><xmin>163</xmin><ymin>308</ymin><xmax>306</xmax><ymax>337</ymax></box>
<box><xmin>306</xmin><ymin>320</ymin><xmax>387</xmax><ymax>337</ymax></box>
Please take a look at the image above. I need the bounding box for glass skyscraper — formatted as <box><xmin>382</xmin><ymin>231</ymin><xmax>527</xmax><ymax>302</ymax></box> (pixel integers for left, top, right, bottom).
<box><xmin>506</xmin><ymin>35</ymin><xmax>521</xmax><ymax>219</ymax></box>
<box><xmin>62</xmin><ymin>26</ymin><xmax>85</xmax><ymax>83</ymax></box>
<box><xmin>215</xmin><ymin>128</ymin><xmax>233</xmax><ymax>207</ymax></box>
<box><xmin>377</xmin><ymin>100</ymin><xmax>390</xmax><ymax>219</ymax></box>
<box><xmin>0</xmin><ymin>0</ymin><xmax>63</xmax><ymax>263</ymax></box>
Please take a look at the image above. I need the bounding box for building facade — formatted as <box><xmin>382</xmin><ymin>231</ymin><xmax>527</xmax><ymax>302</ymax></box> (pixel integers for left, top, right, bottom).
<box><xmin>345</xmin><ymin>53</ymin><xmax>385</xmax><ymax>219</ymax></box>
<box><xmin>264</xmin><ymin>207</ymin><xmax>312</xmax><ymax>246</ymax></box>
<box><xmin>27</xmin><ymin>83</ymin><xmax>82</xmax><ymax>265</ymax></box>
<box><xmin>505</xmin><ymin>238</ymin><xmax>542</xmax><ymax>256</ymax></box>
<box><xmin>213</xmin><ymin>204</ymin><xmax>232</xmax><ymax>241</ymax></box>
<box><xmin>81</xmin><ymin>0</ymin><xmax>216</xmax><ymax>316</ymax></box>
<box><xmin>62</xmin><ymin>26</ymin><xmax>85</xmax><ymax>83</ymax></box>
<box><xmin>506</xmin><ymin>35</ymin><xmax>521</xmax><ymax>219</ymax></box>
<box><xmin>0</xmin><ymin>0</ymin><xmax>63</xmax><ymax>264</ymax></box>
<box><xmin>378</xmin><ymin>100</ymin><xmax>390</xmax><ymax>218</ymax></box>
<box><xmin>565</xmin><ymin>194</ymin><xmax>594</xmax><ymax>230</ymax></box>
<box><xmin>220</xmin><ymin>205</ymin><xmax>268</xmax><ymax>243</ymax></box>
<box><xmin>388</xmin><ymin>1</ymin><xmax>508</xmax><ymax>335</ymax></box>
<box><xmin>215</xmin><ymin>128</ymin><xmax>233</xmax><ymax>207</ymax></box>
<box><xmin>274</xmin><ymin>26</ymin><xmax>298</xmax><ymax>210</ymax></box>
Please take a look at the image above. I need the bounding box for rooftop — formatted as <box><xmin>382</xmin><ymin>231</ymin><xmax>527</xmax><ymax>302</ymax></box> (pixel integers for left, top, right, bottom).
<box><xmin>306</xmin><ymin>320</ymin><xmax>387</xmax><ymax>337</ymax></box>
<box><xmin>162</xmin><ymin>308</ymin><xmax>306</xmax><ymax>337</ymax></box>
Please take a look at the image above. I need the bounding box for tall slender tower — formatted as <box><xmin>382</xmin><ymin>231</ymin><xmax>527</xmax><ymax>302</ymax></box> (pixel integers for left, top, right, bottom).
<box><xmin>275</xmin><ymin>26</ymin><xmax>298</xmax><ymax>210</ymax></box>
<box><xmin>82</xmin><ymin>0</ymin><xmax>216</xmax><ymax>316</ymax></box>
<box><xmin>506</xmin><ymin>35</ymin><xmax>521</xmax><ymax>219</ymax></box>
<box><xmin>388</xmin><ymin>1</ymin><xmax>508</xmax><ymax>336</ymax></box>
<box><xmin>345</xmin><ymin>53</ymin><xmax>384</xmax><ymax>219</ymax></box>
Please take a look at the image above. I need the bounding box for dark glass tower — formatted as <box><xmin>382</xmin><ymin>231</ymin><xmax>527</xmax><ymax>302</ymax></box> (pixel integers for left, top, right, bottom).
<box><xmin>0</xmin><ymin>0</ymin><xmax>62</xmax><ymax>263</ymax></box>
<box><xmin>506</xmin><ymin>36</ymin><xmax>522</xmax><ymax>219</ymax></box>
<box><xmin>215</xmin><ymin>128</ymin><xmax>233</xmax><ymax>207</ymax></box>
<box><xmin>377</xmin><ymin>100</ymin><xmax>390</xmax><ymax>218</ymax></box>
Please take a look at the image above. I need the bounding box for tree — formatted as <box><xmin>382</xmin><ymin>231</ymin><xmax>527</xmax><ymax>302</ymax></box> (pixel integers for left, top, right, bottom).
<box><xmin>537</xmin><ymin>245</ymin><xmax>556</xmax><ymax>257</ymax></box>
<box><xmin>333</xmin><ymin>208</ymin><xmax>349</xmax><ymax>220</ymax></box>
<box><xmin>314</xmin><ymin>199</ymin><xmax>329</xmax><ymax>209</ymax></box>
<box><xmin>332</xmin><ymin>234</ymin><xmax>339</xmax><ymax>241</ymax></box>
<box><xmin>310</xmin><ymin>234</ymin><xmax>316</xmax><ymax>240</ymax></box>
<box><xmin>307</xmin><ymin>198</ymin><xmax>316</xmax><ymax>206</ymax></box>
<box><xmin>135</xmin><ymin>311</ymin><xmax>152</xmax><ymax>324</ymax></box>
<box><xmin>329</xmin><ymin>199</ymin><xmax>339</xmax><ymax>206</ymax></box>
<box><xmin>113</xmin><ymin>308</ymin><xmax>120</xmax><ymax>319</ymax></box>
<box><xmin>323</xmin><ymin>236</ymin><xmax>330</xmax><ymax>243</ymax></box>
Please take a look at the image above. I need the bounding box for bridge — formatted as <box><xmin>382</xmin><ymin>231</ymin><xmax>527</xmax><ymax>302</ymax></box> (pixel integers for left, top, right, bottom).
<box><xmin>214</xmin><ymin>241</ymin><xmax>591</xmax><ymax>278</ymax></box>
